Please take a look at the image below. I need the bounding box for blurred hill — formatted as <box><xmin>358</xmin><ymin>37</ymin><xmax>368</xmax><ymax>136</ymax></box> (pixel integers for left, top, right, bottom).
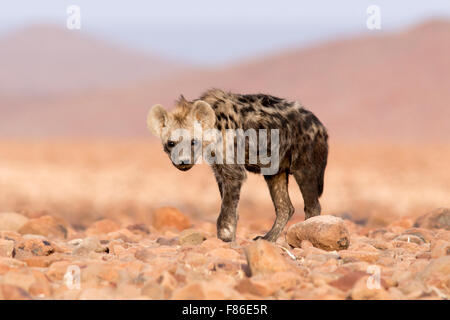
<box><xmin>0</xmin><ymin>20</ymin><xmax>449</xmax><ymax>141</ymax></box>
<box><xmin>0</xmin><ymin>24</ymin><xmax>187</xmax><ymax>96</ymax></box>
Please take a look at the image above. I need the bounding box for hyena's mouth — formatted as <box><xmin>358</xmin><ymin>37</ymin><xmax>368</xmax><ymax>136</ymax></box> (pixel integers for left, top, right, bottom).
<box><xmin>173</xmin><ymin>163</ymin><xmax>194</xmax><ymax>171</ymax></box>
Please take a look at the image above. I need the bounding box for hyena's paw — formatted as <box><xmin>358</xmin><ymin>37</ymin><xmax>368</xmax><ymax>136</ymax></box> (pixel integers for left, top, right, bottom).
<box><xmin>217</xmin><ymin>226</ymin><xmax>235</xmax><ymax>242</ymax></box>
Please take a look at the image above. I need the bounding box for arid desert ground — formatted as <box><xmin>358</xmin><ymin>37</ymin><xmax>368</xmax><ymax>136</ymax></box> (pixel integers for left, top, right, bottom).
<box><xmin>0</xmin><ymin>140</ymin><xmax>449</xmax><ymax>299</ymax></box>
<box><xmin>1</xmin><ymin>18</ymin><xmax>450</xmax><ymax>300</ymax></box>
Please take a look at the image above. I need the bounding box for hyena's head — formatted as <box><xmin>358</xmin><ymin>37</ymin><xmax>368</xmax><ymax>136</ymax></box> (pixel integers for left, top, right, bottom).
<box><xmin>147</xmin><ymin>95</ymin><xmax>216</xmax><ymax>171</ymax></box>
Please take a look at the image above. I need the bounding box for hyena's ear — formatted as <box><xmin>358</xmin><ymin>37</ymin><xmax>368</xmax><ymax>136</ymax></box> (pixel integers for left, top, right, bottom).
<box><xmin>147</xmin><ymin>104</ymin><xmax>168</xmax><ymax>137</ymax></box>
<box><xmin>192</xmin><ymin>100</ymin><xmax>216</xmax><ymax>129</ymax></box>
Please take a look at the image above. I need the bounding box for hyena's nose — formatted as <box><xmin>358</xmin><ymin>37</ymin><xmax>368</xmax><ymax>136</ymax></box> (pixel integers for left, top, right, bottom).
<box><xmin>180</xmin><ymin>159</ymin><xmax>190</xmax><ymax>165</ymax></box>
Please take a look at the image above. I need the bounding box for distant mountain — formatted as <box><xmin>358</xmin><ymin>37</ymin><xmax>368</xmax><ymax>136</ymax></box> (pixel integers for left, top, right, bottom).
<box><xmin>0</xmin><ymin>24</ymin><xmax>187</xmax><ymax>96</ymax></box>
<box><xmin>1</xmin><ymin>20</ymin><xmax>449</xmax><ymax>141</ymax></box>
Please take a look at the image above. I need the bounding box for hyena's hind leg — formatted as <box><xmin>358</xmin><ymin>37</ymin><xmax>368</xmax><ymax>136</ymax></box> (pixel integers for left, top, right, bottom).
<box><xmin>255</xmin><ymin>170</ymin><xmax>294</xmax><ymax>242</ymax></box>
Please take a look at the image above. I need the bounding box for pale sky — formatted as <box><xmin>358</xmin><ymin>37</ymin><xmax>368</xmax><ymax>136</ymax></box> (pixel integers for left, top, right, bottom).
<box><xmin>1</xmin><ymin>0</ymin><xmax>449</xmax><ymax>65</ymax></box>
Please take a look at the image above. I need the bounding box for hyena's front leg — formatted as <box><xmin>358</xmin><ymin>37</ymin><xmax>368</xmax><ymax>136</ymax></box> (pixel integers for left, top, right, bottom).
<box><xmin>213</xmin><ymin>165</ymin><xmax>246</xmax><ymax>242</ymax></box>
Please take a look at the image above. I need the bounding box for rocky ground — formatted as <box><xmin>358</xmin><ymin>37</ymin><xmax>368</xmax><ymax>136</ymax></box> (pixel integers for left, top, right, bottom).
<box><xmin>0</xmin><ymin>142</ymin><xmax>449</xmax><ymax>299</ymax></box>
<box><xmin>0</xmin><ymin>207</ymin><xmax>449</xmax><ymax>300</ymax></box>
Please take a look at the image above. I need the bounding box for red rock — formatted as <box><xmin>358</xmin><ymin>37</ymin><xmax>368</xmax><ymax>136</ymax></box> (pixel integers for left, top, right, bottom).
<box><xmin>16</xmin><ymin>238</ymin><xmax>55</xmax><ymax>256</ymax></box>
<box><xmin>0</xmin><ymin>239</ymin><xmax>15</xmax><ymax>257</ymax></box>
<box><xmin>271</xmin><ymin>271</ymin><xmax>304</xmax><ymax>292</ymax></box>
<box><xmin>72</xmin><ymin>237</ymin><xmax>108</xmax><ymax>255</ymax></box>
<box><xmin>350</xmin><ymin>276</ymin><xmax>391</xmax><ymax>300</ymax></box>
<box><xmin>388</xmin><ymin>218</ymin><xmax>413</xmax><ymax>230</ymax></box>
<box><xmin>0</xmin><ymin>212</ymin><xmax>29</xmax><ymax>231</ymax></box>
<box><xmin>47</xmin><ymin>261</ymin><xmax>79</xmax><ymax>281</ymax></box>
<box><xmin>18</xmin><ymin>215</ymin><xmax>69</xmax><ymax>239</ymax></box>
<box><xmin>18</xmin><ymin>252</ymin><xmax>67</xmax><ymax>268</ymax></box>
<box><xmin>0</xmin><ymin>284</ymin><xmax>32</xmax><ymax>300</ymax></box>
<box><xmin>0</xmin><ymin>231</ymin><xmax>22</xmax><ymax>242</ymax></box>
<box><xmin>403</xmin><ymin>228</ymin><xmax>435</xmax><ymax>243</ymax></box>
<box><xmin>286</xmin><ymin>215</ymin><xmax>350</xmax><ymax>251</ymax></box>
<box><xmin>171</xmin><ymin>281</ymin><xmax>242</xmax><ymax>299</ymax></box>
<box><xmin>367</xmin><ymin>239</ymin><xmax>393</xmax><ymax>251</ymax></box>
<box><xmin>391</xmin><ymin>240</ymin><xmax>422</xmax><ymax>252</ymax></box>
<box><xmin>141</xmin><ymin>282</ymin><xmax>165</xmax><ymax>299</ymax></box>
<box><xmin>414</xmin><ymin>208</ymin><xmax>450</xmax><ymax>230</ymax></box>
<box><xmin>105</xmin><ymin>228</ymin><xmax>140</xmax><ymax>242</ymax></box>
<box><xmin>157</xmin><ymin>271</ymin><xmax>178</xmax><ymax>295</ymax></box>
<box><xmin>200</xmin><ymin>238</ymin><xmax>228</xmax><ymax>250</ymax></box>
<box><xmin>394</xmin><ymin>234</ymin><xmax>425</xmax><ymax>244</ymax></box>
<box><xmin>78</xmin><ymin>288</ymin><xmax>115</xmax><ymax>300</ymax></box>
<box><xmin>114</xmin><ymin>283</ymin><xmax>144</xmax><ymax>299</ymax></box>
<box><xmin>183</xmin><ymin>252</ymin><xmax>208</xmax><ymax>267</ymax></box>
<box><xmin>86</xmin><ymin>219</ymin><xmax>120</xmax><ymax>236</ymax></box>
<box><xmin>135</xmin><ymin>248</ymin><xmax>156</xmax><ymax>262</ymax></box>
<box><xmin>329</xmin><ymin>271</ymin><xmax>367</xmax><ymax>292</ymax></box>
<box><xmin>152</xmin><ymin>207</ymin><xmax>191</xmax><ymax>231</ymax></box>
<box><xmin>244</xmin><ymin>240</ymin><xmax>292</xmax><ymax>276</ymax></box>
<box><xmin>0</xmin><ymin>257</ymin><xmax>26</xmax><ymax>275</ymax></box>
<box><xmin>416</xmin><ymin>252</ymin><xmax>432</xmax><ymax>260</ymax></box>
<box><xmin>382</xmin><ymin>232</ymin><xmax>398</xmax><ymax>241</ymax></box>
<box><xmin>178</xmin><ymin>229</ymin><xmax>206</xmax><ymax>246</ymax></box>
<box><xmin>126</xmin><ymin>223</ymin><xmax>150</xmax><ymax>236</ymax></box>
<box><xmin>418</xmin><ymin>256</ymin><xmax>450</xmax><ymax>295</ymax></box>
<box><xmin>3</xmin><ymin>269</ymin><xmax>35</xmax><ymax>291</ymax></box>
<box><xmin>156</xmin><ymin>237</ymin><xmax>179</xmax><ymax>246</ymax></box>
<box><xmin>29</xmin><ymin>270</ymin><xmax>52</xmax><ymax>298</ymax></box>
<box><xmin>82</xmin><ymin>262</ymin><xmax>122</xmax><ymax>285</ymax></box>
<box><xmin>300</xmin><ymin>240</ymin><xmax>314</xmax><ymax>249</ymax></box>
<box><xmin>397</xmin><ymin>279</ymin><xmax>428</xmax><ymax>299</ymax></box>
<box><xmin>235</xmin><ymin>277</ymin><xmax>276</xmax><ymax>297</ymax></box>
<box><xmin>207</xmin><ymin>248</ymin><xmax>240</xmax><ymax>261</ymax></box>
<box><xmin>348</xmin><ymin>239</ymin><xmax>379</xmax><ymax>252</ymax></box>
<box><xmin>435</xmin><ymin>230</ymin><xmax>450</xmax><ymax>242</ymax></box>
<box><xmin>431</xmin><ymin>240</ymin><xmax>450</xmax><ymax>258</ymax></box>
<box><xmin>107</xmin><ymin>240</ymin><xmax>128</xmax><ymax>255</ymax></box>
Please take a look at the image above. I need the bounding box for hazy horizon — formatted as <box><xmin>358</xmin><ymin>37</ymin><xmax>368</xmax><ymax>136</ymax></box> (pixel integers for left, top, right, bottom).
<box><xmin>1</xmin><ymin>0</ymin><xmax>449</xmax><ymax>65</ymax></box>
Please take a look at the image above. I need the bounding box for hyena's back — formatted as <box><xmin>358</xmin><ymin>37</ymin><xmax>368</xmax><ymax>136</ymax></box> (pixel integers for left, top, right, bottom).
<box><xmin>199</xmin><ymin>88</ymin><xmax>328</xmax><ymax>190</ymax></box>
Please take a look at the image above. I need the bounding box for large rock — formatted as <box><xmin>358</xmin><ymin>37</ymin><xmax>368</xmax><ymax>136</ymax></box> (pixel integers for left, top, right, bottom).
<box><xmin>71</xmin><ymin>237</ymin><xmax>108</xmax><ymax>255</ymax></box>
<box><xmin>0</xmin><ymin>212</ymin><xmax>29</xmax><ymax>232</ymax></box>
<box><xmin>286</xmin><ymin>215</ymin><xmax>350</xmax><ymax>251</ymax></box>
<box><xmin>329</xmin><ymin>271</ymin><xmax>367</xmax><ymax>292</ymax></box>
<box><xmin>0</xmin><ymin>284</ymin><xmax>32</xmax><ymax>300</ymax></box>
<box><xmin>16</xmin><ymin>238</ymin><xmax>55</xmax><ymax>256</ymax></box>
<box><xmin>244</xmin><ymin>239</ymin><xmax>292</xmax><ymax>276</ymax></box>
<box><xmin>152</xmin><ymin>207</ymin><xmax>191</xmax><ymax>231</ymax></box>
<box><xmin>339</xmin><ymin>250</ymin><xmax>380</xmax><ymax>263</ymax></box>
<box><xmin>18</xmin><ymin>215</ymin><xmax>69</xmax><ymax>239</ymax></box>
<box><xmin>171</xmin><ymin>281</ymin><xmax>243</xmax><ymax>299</ymax></box>
<box><xmin>431</xmin><ymin>240</ymin><xmax>450</xmax><ymax>258</ymax></box>
<box><xmin>0</xmin><ymin>239</ymin><xmax>15</xmax><ymax>258</ymax></box>
<box><xmin>414</xmin><ymin>208</ymin><xmax>450</xmax><ymax>230</ymax></box>
<box><xmin>178</xmin><ymin>229</ymin><xmax>206</xmax><ymax>246</ymax></box>
<box><xmin>0</xmin><ymin>257</ymin><xmax>26</xmax><ymax>275</ymax></box>
<box><xmin>29</xmin><ymin>270</ymin><xmax>52</xmax><ymax>298</ymax></box>
<box><xmin>350</xmin><ymin>276</ymin><xmax>391</xmax><ymax>300</ymax></box>
<box><xmin>418</xmin><ymin>256</ymin><xmax>450</xmax><ymax>295</ymax></box>
<box><xmin>207</xmin><ymin>248</ymin><xmax>240</xmax><ymax>261</ymax></box>
<box><xmin>86</xmin><ymin>219</ymin><xmax>120</xmax><ymax>236</ymax></box>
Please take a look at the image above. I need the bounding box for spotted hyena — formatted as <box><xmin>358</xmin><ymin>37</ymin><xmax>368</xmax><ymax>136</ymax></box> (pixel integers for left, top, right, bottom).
<box><xmin>147</xmin><ymin>89</ymin><xmax>328</xmax><ymax>242</ymax></box>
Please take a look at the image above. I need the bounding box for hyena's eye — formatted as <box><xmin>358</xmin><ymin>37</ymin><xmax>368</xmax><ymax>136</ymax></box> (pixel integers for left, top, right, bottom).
<box><xmin>191</xmin><ymin>139</ymin><xmax>199</xmax><ymax>146</ymax></box>
<box><xmin>167</xmin><ymin>141</ymin><xmax>176</xmax><ymax>147</ymax></box>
